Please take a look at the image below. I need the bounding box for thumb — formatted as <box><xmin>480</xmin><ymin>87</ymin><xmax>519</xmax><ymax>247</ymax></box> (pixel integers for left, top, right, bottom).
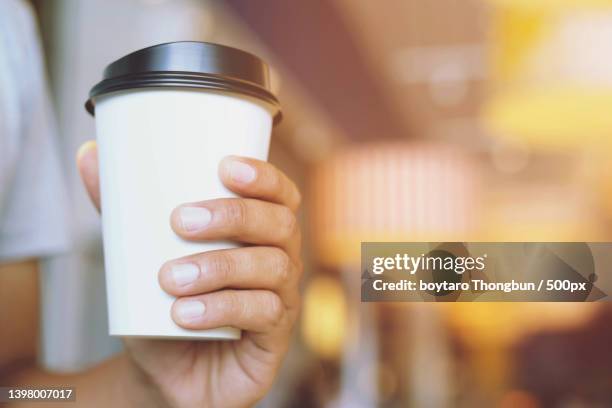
<box><xmin>76</xmin><ymin>140</ymin><xmax>101</xmax><ymax>212</ymax></box>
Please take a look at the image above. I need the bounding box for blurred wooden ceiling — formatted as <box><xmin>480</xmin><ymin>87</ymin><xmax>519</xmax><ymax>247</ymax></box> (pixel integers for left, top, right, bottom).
<box><xmin>225</xmin><ymin>0</ymin><xmax>489</xmax><ymax>142</ymax></box>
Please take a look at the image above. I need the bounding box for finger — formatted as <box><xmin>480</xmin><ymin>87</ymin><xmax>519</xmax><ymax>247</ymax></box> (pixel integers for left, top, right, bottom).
<box><xmin>172</xmin><ymin>290</ymin><xmax>288</xmax><ymax>333</ymax></box>
<box><xmin>170</xmin><ymin>198</ymin><xmax>298</xmax><ymax>250</ymax></box>
<box><xmin>219</xmin><ymin>156</ymin><xmax>301</xmax><ymax>212</ymax></box>
<box><xmin>76</xmin><ymin>140</ymin><xmax>101</xmax><ymax>212</ymax></box>
<box><xmin>159</xmin><ymin>247</ymin><xmax>300</xmax><ymax>307</ymax></box>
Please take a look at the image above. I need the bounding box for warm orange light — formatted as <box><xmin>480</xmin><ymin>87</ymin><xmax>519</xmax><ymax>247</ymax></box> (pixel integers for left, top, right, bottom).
<box><xmin>301</xmin><ymin>276</ymin><xmax>348</xmax><ymax>359</ymax></box>
<box><xmin>310</xmin><ymin>143</ymin><xmax>480</xmax><ymax>266</ymax></box>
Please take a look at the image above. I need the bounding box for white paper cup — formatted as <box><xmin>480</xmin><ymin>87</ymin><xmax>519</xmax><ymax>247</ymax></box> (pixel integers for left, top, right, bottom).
<box><xmin>87</xmin><ymin>42</ymin><xmax>281</xmax><ymax>339</ymax></box>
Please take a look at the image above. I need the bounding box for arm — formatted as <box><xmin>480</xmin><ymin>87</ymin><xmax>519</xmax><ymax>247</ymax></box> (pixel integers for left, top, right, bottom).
<box><xmin>0</xmin><ymin>262</ymin><xmax>161</xmax><ymax>408</ymax></box>
<box><xmin>0</xmin><ymin>260</ymin><xmax>39</xmax><ymax>378</ymax></box>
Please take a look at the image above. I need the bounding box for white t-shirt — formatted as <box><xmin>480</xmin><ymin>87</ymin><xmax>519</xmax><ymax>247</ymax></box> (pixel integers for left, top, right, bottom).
<box><xmin>0</xmin><ymin>0</ymin><xmax>70</xmax><ymax>261</ymax></box>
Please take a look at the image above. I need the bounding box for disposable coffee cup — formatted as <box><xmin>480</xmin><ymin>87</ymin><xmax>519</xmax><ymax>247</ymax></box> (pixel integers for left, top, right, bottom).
<box><xmin>86</xmin><ymin>41</ymin><xmax>281</xmax><ymax>339</ymax></box>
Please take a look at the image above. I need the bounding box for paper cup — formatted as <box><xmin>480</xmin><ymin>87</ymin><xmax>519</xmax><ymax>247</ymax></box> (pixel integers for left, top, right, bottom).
<box><xmin>86</xmin><ymin>42</ymin><xmax>281</xmax><ymax>339</ymax></box>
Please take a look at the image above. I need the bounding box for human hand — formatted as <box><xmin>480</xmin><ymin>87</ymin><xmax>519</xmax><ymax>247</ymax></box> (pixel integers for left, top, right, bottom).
<box><xmin>77</xmin><ymin>141</ymin><xmax>302</xmax><ymax>408</ymax></box>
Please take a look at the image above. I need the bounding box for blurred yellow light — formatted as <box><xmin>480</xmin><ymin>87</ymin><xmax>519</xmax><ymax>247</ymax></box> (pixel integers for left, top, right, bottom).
<box><xmin>301</xmin><ymin>276</ymin><xmax>347</xmax><ymax>359</ymax></box>
<box><xmin>446</xmin><ymin>303</ymin><xmax>598</xmax><ymax>346</ymax></box>
<box><xmin>486</xmin><ymin>0</ymin><xmax>612</xmax><ymax>11</ymax></box>
<box><xmin>489</xmin><ymin>8</ymin><xmax>548</xmax><ymax>81</ymax></box>
<box><xmin>482</xmin><ymin>6</ymin><xmax>612</xmax><ymax>148</ymax></box>
<box><xmin>595</xmin><ymin>159</ymin><xmax>612</xmax><ymax>215</ymax></box>
<box><xmin>483</xmin><ymin>87</ymin><xmax>612</xmax><ymax>148</ymax></box>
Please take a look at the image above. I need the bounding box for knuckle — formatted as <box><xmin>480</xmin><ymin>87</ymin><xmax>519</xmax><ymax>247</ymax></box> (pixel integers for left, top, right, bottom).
<box><xmin>278</xmin><ymin>207</ymin><xmax>298</xmax><ymax>240</ymax></box>
<box><xmin>209</xmin><ymin>251</ymin><xmax>235</xmax><ymax>284</ymax></box>
<box><xmin>292</xmin><ymin>187</ymin><xmax>302</xmax><ymax>209</ymax></box>
<box><xmin>268</xmin><ymin>167</ymin><xmax>283</xmax><ymax>194</ymax></box>
<box><xmin>265</xmin><ymin>293</ymin><xmax>284</xmax><ymax>326</ymax></box>
<box><xmin>222</xmin><ymin>290</ymin><xmax>244</xmax><ymax>318</ymax></box>
<box><xmin>272</xmin><ymin>248</ymin><xmax>291</xmax><ymax>285</ymax></box>
<box><xmin>225</xmin><ymin>199</ymin><xmax>249</xmax><ymax>230</ymax></box>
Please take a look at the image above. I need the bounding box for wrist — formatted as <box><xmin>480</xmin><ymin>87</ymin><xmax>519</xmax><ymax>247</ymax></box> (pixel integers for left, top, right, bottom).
<box><xmin>116</xmin><ymin>354</ymin><xmax>168</xmax><ymax>408</ymax></box>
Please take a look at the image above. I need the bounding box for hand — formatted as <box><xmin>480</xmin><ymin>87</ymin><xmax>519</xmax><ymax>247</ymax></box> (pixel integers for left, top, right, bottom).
<box><xmin>77</xmin><ymin>141</ymin><xmax>302</xmax><ymax>408</ymax></box>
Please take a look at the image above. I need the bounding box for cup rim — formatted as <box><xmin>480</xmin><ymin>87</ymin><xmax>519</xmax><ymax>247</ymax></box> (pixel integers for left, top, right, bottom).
<box><xmin>85</xmin><ymin>41</ymin><xmax>282</xmax><ymax>124</ymax></box>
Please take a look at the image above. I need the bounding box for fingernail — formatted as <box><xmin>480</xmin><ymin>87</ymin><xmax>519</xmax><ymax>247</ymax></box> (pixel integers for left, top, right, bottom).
<box><xmin>179</xmin><ymin>207</ymin><xmax>212</xmax><ymax>231</ymax></box>
<box><xmin>171</xmin><ymin>263</ymin><xmax>200</xmax><ymax>286</ymax></box>
<box><xmin>227</xmin><ymin>159</ymin><xmax>256</xmax><ymax>184</ymax></box>
<box><xmin>76</xmin><ymin>140</ymin><xmax>97</xmax><ymax>162</ymax></box>
<box><xmin>176</xmin><ymin>300</ymin><xmax>206</xmax><ymax>322</ymax></box>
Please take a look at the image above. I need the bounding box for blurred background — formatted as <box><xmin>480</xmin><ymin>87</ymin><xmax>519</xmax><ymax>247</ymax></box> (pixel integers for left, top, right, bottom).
<box><xmin>25</xmin><ymin>0</ymin><xmax>612</xmax><ymax>406</ymax></box>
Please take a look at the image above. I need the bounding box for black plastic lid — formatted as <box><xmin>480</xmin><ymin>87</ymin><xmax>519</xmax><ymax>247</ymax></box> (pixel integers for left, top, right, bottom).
<box><xmin>85</xmin><ymin>41</ymin><xmax>281</xmax><ymax>123</ymax></box>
